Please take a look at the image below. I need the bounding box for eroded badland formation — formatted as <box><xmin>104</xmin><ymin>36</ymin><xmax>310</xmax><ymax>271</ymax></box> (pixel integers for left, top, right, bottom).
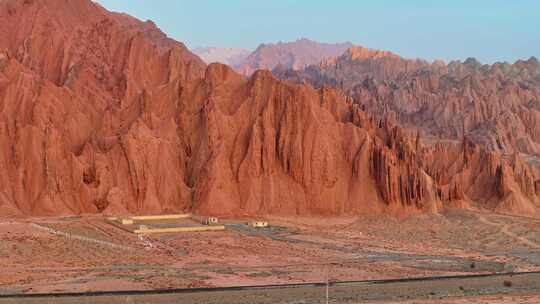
<box><xmin>276</xmin><ymin>46</ymin><xmax>540</xmax><ymax>156</ymax></box>
<box><xmin>0</xmin><ymin>0</ymin><xmax>539</xmax><ymax>219</ymax></box>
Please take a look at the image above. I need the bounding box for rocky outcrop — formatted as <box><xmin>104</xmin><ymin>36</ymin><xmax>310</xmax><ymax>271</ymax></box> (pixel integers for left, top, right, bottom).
<box><xmin>422</xmin><ymin>139</ymin><xmax>540</xmax><ymax>215</ymax></box>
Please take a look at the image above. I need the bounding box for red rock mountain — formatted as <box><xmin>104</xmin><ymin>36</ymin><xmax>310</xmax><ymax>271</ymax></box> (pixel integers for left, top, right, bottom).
<box><xmin>236</xmin><ymin>38</ymin><xmax>353</xmax><ymax>76</ymax></box>
<box><xmin>0</xmin><ymin>0</ymin><xmax>538</xmax><ymax>217</ymax></box>
<box><xmin>275</xmin><ymin>46</ymin><xmax>540</xmax><ymax>157</ymax></box>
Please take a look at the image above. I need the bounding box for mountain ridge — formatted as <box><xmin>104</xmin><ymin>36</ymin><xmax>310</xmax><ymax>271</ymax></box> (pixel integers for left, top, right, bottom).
<box><xmin>236</xmin><ymin>38</ymin><xmax>353</xmax><ymax>76</ymax></box>
<box><xmin>274</xmin><ymin>44</ymin><xmax>540</xmax><ymax>157</ymax></box>
<box><xmin>0</xmin><ymin>0</ymin><xmax>538</xmax><ymax>218</ymax></box>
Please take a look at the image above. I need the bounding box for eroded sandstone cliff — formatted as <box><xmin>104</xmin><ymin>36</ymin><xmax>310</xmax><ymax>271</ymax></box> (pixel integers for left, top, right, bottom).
<box><xmin>275</xmin><ymin>45</ymin><xmax>540</xmax><ymax>156</ymax></box>
<box><xmin>0</xmin><ymin>0</ymin><xmax>537</xmax><ymax>217</ymax></box>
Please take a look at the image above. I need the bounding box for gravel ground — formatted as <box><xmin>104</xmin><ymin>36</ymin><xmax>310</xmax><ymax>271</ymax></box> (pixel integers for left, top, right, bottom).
<box><xmin>0</xmin><ymin>209</ymin><xmax>538</xmax><ymax>300</ymax></box>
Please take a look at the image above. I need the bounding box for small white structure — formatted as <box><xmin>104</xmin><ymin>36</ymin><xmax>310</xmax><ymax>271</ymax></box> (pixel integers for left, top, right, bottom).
<box><xmin>204</xmin><ymin>217</ymin><xmax>219</xmax><ymax>225</ymax></box>
<box><xmin>250</xmin><ymin>221</ymin><xmax>268</xmax><ymax>228</ymax></box>
<box><xmin>121</xmin><ymin>219</ymin><xmax>134</xmax><ymax>225</ymax></box>
<box><xmin>138</xmin><ymin>225</ymin><xmax>149</xmax><ymax>231</ymax></box>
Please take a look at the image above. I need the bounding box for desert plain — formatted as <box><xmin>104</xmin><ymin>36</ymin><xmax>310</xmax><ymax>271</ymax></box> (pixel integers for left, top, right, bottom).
<box><xmin>0</xmin><ymin>209</ymin><xmax>539</xmax><ymax>303</ymax></box>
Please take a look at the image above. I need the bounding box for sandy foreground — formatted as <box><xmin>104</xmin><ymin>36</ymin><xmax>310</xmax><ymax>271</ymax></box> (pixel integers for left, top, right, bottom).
<box><xmin>375</xmin><ymin>294</ymin><xmax>540</xmax><ymax>304</ymax></box>
<box><xmin>0</xmin><ymin>209</ymin><xmax>539</xmax><ymax>302</ymax></box>
<box><xmin>374</xmin><ymin>294</ymin><xmax>540</xmax><ymax>304</ymax></box>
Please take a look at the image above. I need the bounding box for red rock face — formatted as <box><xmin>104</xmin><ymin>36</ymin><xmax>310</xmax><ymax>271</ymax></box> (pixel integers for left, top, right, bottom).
<box><xmin>183</xmin><ymin>69</ymin><xmax>446</xmax><ymax>217</ymax></box>
<box><xmin>420</xmin><ymin>139</ymin><xmax>540</xmax><ymax>215</ymax></box>
<box><xmin>0</xmin><ymin>0</ymin><xmax>537</xmax><ymax>217</ymax></box>
<box><xmin>0</xmin><ymin>0</ymin><xmax>205</xmax><ymax>215</ymax></box>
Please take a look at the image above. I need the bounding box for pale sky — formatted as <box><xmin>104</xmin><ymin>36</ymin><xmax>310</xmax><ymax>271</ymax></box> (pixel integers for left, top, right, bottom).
<box><xmin>97</xmin><ymin>0</ymin><xmax>540</xmax><ymax>63</ymax></box>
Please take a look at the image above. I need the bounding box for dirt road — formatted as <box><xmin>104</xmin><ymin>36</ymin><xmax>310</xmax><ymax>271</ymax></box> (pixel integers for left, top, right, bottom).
<box><xmin>1</xmin><ymin>272</ymin><xmax>539</xmax><ymax>304</ymax></box>
<box><xmin>475</xmin><ymin>213</ymin><xmax>540</xmax><ymax>249</ymax></box>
